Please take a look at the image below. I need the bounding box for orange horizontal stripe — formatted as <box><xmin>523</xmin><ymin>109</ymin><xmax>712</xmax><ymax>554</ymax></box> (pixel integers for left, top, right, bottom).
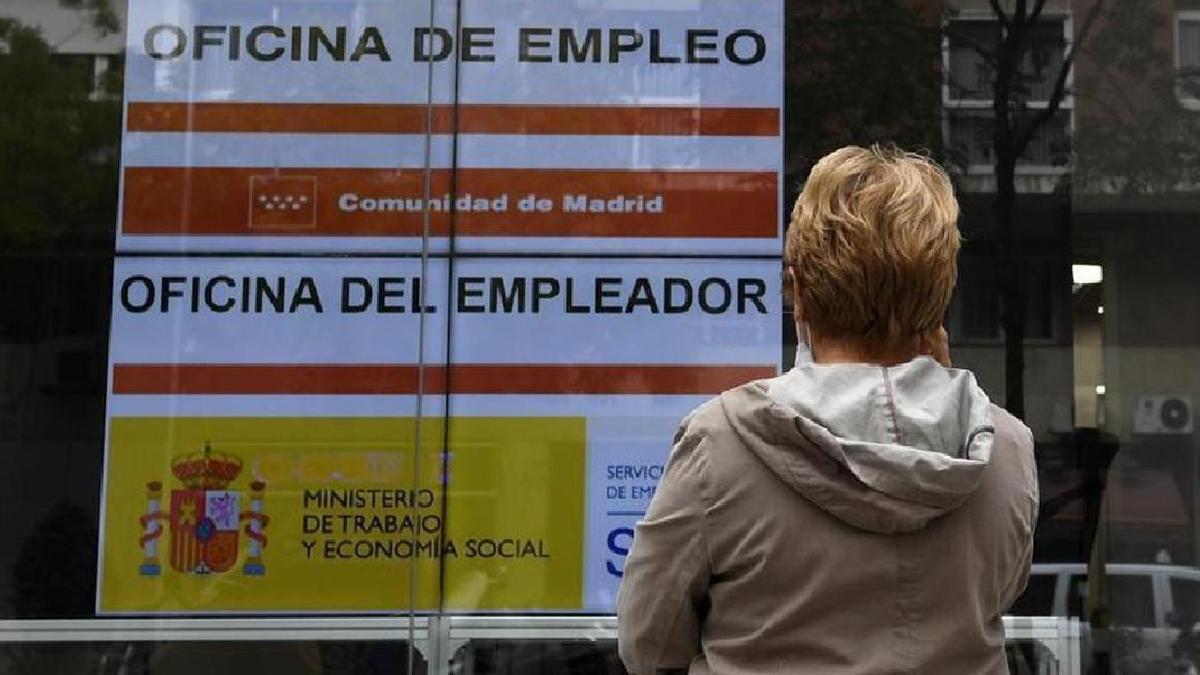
<box><xmin>126</xmin><ymin>102</ymin><xmax>780</xmax><ymax>137</ymax></box>
<box><xmin>121</xmin><ymin>167</ymin><xmax>778</xmax><ymax>238</ymax></box>
<box><xmin>112</xmin><ymin>364</ymin><xmax>775</xmax><ymax>395</ymax></box>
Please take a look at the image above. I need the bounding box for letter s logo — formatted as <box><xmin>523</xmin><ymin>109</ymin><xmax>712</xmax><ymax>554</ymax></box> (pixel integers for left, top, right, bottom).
<box><xmin>605</xmin><ymin>527</ymin><xmax>635</xmax><ymax>578</ymax></box>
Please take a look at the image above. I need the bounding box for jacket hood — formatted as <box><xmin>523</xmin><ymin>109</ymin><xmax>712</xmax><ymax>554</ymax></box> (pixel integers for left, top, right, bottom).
<box><xmin>720</xmin><ymin>356</ymin><xmax>995</xmax><ymax>534</ymax></box>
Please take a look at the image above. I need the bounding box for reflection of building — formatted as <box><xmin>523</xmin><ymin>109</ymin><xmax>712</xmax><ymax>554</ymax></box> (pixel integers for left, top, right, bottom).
<box><xmin>944</xmin><ymin>5</ymin><xmax>1072</xmax><ymax>193</ymax></box>
<box><xmin>938</xmin><ymin>0</ymin><xmax>1200</xmax><ymax>565</ymax></box>
<box><xmin>938</xmin><ymin>1</ymin><xmax>1077</xmax><ymax>450</ymax></box>
<box><xmin>0</xmin><ymin>1</ymin><xmax>126</xmax><ymax>614</ymax></box>
<box><xmin>1</xmin><ymin>0</ymin><xmax>126</xmax><ymax>98</ymax></box>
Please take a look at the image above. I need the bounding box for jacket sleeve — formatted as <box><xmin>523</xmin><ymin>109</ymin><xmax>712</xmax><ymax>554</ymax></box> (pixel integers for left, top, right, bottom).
<box><xmin>1001</xmin><ymin>521</ymin><xmax>1035</xmax><ymax>612</ymax></box>
<box><xmin>617</xmin><ymin>418</ymin><xmax>712</xmax><ymax>675</ymax></box>
<box><xmin>1001</xmin><ymin>424</ymin><xmax>1039</xmax><ymax>612</ymax></box>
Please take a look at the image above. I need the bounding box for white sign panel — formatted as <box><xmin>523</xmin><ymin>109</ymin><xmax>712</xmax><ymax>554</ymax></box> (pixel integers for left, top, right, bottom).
<box><xmin>100</xmin><ymin>256</ymin><xmax>781</xmax><ymax>613</ymax></box>
<box><xmin>116</xmin><ymin>0</ymin><xmax>783</xmax><ymax>254</ymax></box>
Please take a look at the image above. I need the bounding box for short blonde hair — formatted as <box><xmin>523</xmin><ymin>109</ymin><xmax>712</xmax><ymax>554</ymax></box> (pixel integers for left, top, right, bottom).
<box><xmin>784</xmin><ymin>144</ymin><xmax>960</xmax><ymax>348</ymax></box>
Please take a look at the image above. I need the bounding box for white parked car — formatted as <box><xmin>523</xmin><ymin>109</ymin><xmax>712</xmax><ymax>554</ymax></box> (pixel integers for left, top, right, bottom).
<box><xmin>1015</xmin><ymin>563</ymin><xmax>1200</xmax><ymax>673</ymax></box>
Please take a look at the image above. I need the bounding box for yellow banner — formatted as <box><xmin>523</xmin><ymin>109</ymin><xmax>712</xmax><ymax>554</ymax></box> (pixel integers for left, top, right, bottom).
<box><xmin>99</xmin><ymin>416</ymin><xmax>585</xmax><ymax>613</ymax></box>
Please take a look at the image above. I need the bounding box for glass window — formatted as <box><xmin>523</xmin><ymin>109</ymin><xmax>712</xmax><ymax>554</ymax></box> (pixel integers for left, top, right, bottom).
<box><xmin>946</xmin><ymin>109</ymin><xmax>1071</xmax><ymax>169</ymax></box>
<box><xmin>947</xmin><ymin>20</ymin><xmax>1000</xmax><ymax>101</ymax></box>
<box><xmin>947</xmin><ymin>17</ymin><xmax>1066</xmax><ymax>102</ymax></box>
<box><xmin>1011</xmin><ymin>574</ymin><xmax>1057</xmax><ymax>616</ymax></box>
<box><xmin>5</xmin><ymin>0</ymin><xmax>1200</xmax><ymax>671</ymax></box>
<box><xmin>1172</xmin><ymin>577</ymin><xmax>1200</xmax><ymax>625</ymax></box>
<box><xmin>0</xmin><ymin>640</ymin><xmax>424</xmax><ymax>674</ymax></box>
<box><xmin>1068</xmin><ymin>574</ymin><xmax>1156</xmax><ymax>628</ymax></box>
<box><xmin>1066</xmin><ymin>574</ymin><xmax>1088</xmax><ymax>621</ymax></box>
<box><xmin>949</xmin><ymin>258</ymin><xmax>1060</xmax><ymax>342</ymax></box>
<box><xmin>1109</xmin><ymin>575</ymin><xmax>1157</xmax><ymax>629</ymax></box>
<box><xmin>1179</xmin><ymin>13</ymin><xmax>1200</xmax><ymax>100</ymax></box>
<box><xmin>454</xmin><ymin>641</ymin><xmax>623</xmax><ymax>675</ymax></box>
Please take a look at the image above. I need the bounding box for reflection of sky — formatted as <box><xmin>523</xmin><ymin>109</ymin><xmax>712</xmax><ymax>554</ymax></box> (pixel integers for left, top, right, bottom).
<box><xmin>132</xmin><ymin>1</ymin><xmax>411</xmax><ymax>102</ymax></box>
<box><xmin>126</xmin><ymin>0</ymin><xmax>782</xmax><ymax>106</ymax></box>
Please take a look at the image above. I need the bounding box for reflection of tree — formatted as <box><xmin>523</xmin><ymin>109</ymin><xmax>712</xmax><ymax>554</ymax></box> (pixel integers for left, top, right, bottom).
<box><xmin>9</xmin><ymin>500</ymin><xmax>97</xmax><ymax>616</ymax></box>
<box><xmin>784</xmin><ymin>0</ymin><xmax>944</xmax><ymax>187</ymax></box>
<box><xmin>0</xmin><ymin>17</ymin><xmax>120</xmax><ymax>248</ymax></box>
<box><xmin>954</xmin><ymin>6</ymin><xmax>1200</xmax><ymax>670</ymax></box>
<box><xmin>4</xmin><ymin>502</ymin><xmax>116</xmax><ymax>673</ymax></box>
<box><xmin>944</xmin><ymin>0</ymin><xmax>1103</xmax><ymax>420</ymax></box>
<box><xmin>1072</xmin><ymin>2</ymin><xmax>1200</xmax><ymax>195</ymax></box>
<box><xmin>1037</xmin><ymin>429</ymin><xmax>1118</xmax><ymax>542</ymax></box>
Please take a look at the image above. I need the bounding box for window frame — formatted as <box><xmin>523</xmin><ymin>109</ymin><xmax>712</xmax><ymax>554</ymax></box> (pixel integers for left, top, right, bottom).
<box><xmin>1174</xmin><ymin>10</ymin><xmax>1200</xmax><ymax>110</ymax></box>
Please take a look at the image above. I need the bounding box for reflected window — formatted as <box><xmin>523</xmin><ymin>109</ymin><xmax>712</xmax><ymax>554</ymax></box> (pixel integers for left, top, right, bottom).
<box><xmin>946</xmin><ymin>16</ymin><xmax>1067</xmax><ymax>102</ymax></box>
<box><xmin>1171</xmin><ymin>577</ymin><xmax>1200</xmax><ymax>625</ymax></box>
<box><xmin>1067</xmin><ymin>574</ymin><xmax>1156</xmax><ymax>628</ymax></box>
<box><xmin>1066</xmin><ymin>575</ymin><xmax>1089</xmax><ymax>623</ymax></box>
<box><xmin>947</xmin><ymin>20</ymin><xmax>999</xmax><ymax>101</ymax></box>
<box><xmin>1178</xmin><ymin>11</ymin><xmax>1200</xmax><ymax>103</ymax></box>
<box><xmin>945</xmin><ymin>109</ymin><xmax>1071</xmax><ymax>169</ymax></box>
<box><xmin>949</xmin><ymin>258</ymin><xmax>1060</xmax><ymax>342</ymax></box>
<box><xmin>1109</xmin><ymin>575</ymin><xmax>1157</xmax><ymax>628</ymax></box>
<box><xmin>944</xmin><ymin>16</ymin><xmax>1071</xmax><ymax>172</ymax></box>
<box><xmin>1011</xmin><ymin>573</ymin><xmax>1056</xmax><ymax>616</ymax></box>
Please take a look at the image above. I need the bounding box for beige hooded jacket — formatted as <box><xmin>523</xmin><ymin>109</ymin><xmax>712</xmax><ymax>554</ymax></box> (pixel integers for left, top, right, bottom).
<box><xmin>617</xmin><ymin>357</ymin><xmax>1038</xmax><ymax>674</ymax></box>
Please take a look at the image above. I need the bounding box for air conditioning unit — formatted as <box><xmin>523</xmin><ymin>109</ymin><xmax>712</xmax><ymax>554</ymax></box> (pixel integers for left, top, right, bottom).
<box><xmin>1134</xmin><ymin>396</ymin><xmax>1194</xmax><ymax>434</ymax></box>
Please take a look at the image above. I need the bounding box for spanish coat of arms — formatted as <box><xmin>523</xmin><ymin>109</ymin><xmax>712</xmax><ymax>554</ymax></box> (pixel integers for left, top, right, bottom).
<box><xmin>137</xmin><ymin>443</ymin><xmax>269</xmax><ymax>577</ymax></box>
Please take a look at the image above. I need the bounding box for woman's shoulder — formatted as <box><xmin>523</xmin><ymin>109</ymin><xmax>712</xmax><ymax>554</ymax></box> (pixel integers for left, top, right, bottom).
<box><xmin>675</xmin><ymin>377</ymin><xmax>778</xmax><ymax>441</ymax></box>
<box><xmin>988</xmin><ymin>403</ymin><xmax>1034</xmax><ymax>448</ymax></box>
<box><xmin>984</xmin><ymin>403</ymin><xmax>1039</xmax><ymax>504</ymax></box>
